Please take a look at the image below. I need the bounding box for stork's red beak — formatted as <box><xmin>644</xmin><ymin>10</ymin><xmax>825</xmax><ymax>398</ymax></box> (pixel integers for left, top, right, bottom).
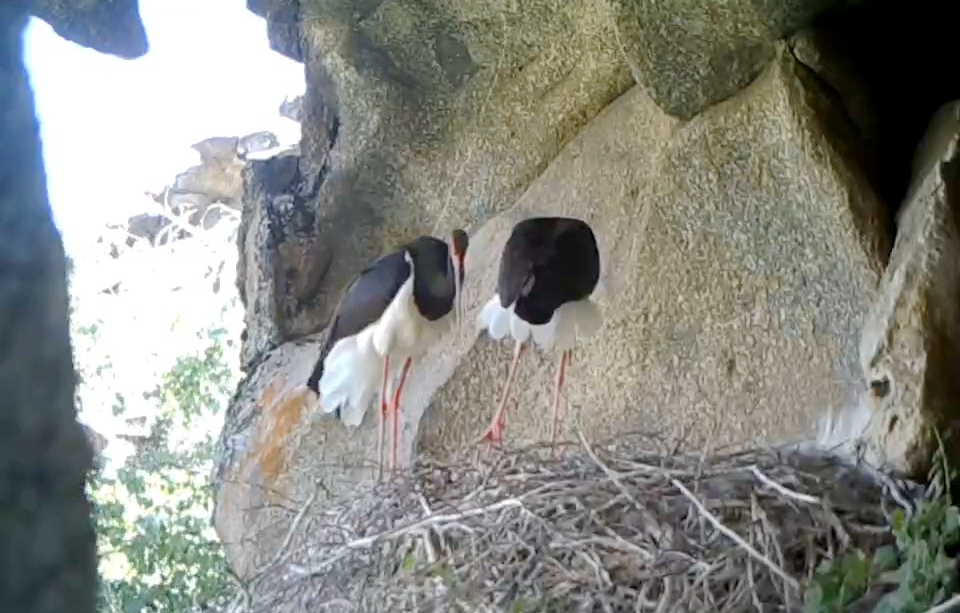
<box><xmin>449</xmin><ymin>229</ymin><xmax>469</xmax><ymax>328</ymax></box>
<box><xmin>452</xmin><ymin>248</ymin><xmax>465</xmax><ymax>327</ymax></box>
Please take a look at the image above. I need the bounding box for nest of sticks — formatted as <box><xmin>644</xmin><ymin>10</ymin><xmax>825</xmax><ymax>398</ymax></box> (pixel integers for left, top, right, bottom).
<box><xmin>246</xmin><ymin>433</ymin><xmax>922</xmax><ymax>613</ymax></box>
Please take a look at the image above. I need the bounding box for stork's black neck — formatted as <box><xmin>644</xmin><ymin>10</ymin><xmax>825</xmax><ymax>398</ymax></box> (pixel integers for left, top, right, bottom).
<box><xmin>499</xmin><ymin>216</ymin><xmax>600</xmax><ymax>326</ymax></box>
<box><xmin>405</xmin><ymin>236</ymin><xmax>457</xmax><ymax>321</ymax></box>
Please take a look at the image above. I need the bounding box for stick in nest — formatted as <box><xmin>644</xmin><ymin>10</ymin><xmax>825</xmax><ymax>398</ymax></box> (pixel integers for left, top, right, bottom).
<box><xmin>671</xmin><ymin>477</ymin><xmax>800</xmax><ymax>592</ymax></box>
<box><xmin>289</xmin><ymin>498</ymin><xmax>527</xmax><ymax>577</ymax></box>
<box><xmin>239</xmin><ymin>435</ymin><xmax>909</xmax><ymax>613</ymax></box>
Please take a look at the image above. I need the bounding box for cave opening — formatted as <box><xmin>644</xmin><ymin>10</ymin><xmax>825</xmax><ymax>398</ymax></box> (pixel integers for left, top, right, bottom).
<box><xmin>813</xmin><ymin>0</ymin><xmax>960</xmax><ymax>218</ymax></box>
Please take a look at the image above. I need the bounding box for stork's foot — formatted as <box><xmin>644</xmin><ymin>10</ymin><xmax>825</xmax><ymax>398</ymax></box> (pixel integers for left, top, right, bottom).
<box><xmin>476</xmin><ymin>417</ymin><xmax>506</xmax><ymax>445</ymax></box>
<box><xmin>298</xmin><ymin>386</ymin><xmax>321</xmax><ymax>413</ymax></box>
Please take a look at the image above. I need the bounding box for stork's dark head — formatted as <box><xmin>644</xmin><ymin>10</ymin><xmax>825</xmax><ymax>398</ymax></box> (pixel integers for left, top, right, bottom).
<box><xmin>449</xmin><ymin>228</ymin><xmax>469</xmax><ymax>325</ymax></box>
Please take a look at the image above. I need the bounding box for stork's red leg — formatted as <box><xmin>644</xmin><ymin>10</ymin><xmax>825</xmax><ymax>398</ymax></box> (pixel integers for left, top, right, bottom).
<box><xmin>478</xmin><ymin>340</ymin><xmax>526</xmax><ymax>444</ymax></box>
<box><xmin>376</xmin><ymin>355</ymin><xmax>391</xmax><ymax>482</ymax></box>
<box><xmin>549</xmin><ymin>349</ymin><xmax>571</xmax><ymax>456</ymax></box>
<box><xmin>390</xmin><ymin>357</ymin><xmax>414</xmax><ymax>474</ymax></box>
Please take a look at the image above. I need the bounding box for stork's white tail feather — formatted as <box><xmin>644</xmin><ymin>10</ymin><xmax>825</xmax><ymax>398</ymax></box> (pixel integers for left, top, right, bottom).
<box><xmin>317</xmin><ymin>337</ymin><xmax>383</xmax><ymax>427</ymax></box>
<box><xmin>477</xmin><ymin>294</ymin><xmax>602</xmax><ymax>351</ymax></box>
<box><xmin>815</xmin><ymin>395</ymin><xmax>872</xmax><ymax>454</ymax></box>
<box><xmin>547</xmin><ymin>299</ymin><xmax>602</xmax><ymax>350</ymax></box>
<box><xmin>477</xmin><ymin>294</ymin><xmax>514</xmax><ymax>341</ymax></box>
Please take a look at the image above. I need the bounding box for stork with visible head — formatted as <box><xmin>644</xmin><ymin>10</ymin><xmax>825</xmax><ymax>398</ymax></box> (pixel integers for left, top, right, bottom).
<box><xmin>475</xmin><ymin>216</ymin><xmax>601</xmax><ymax>452</ymax></box>
<box><xmin>304</xmin><ymin>230</ymin><xmax>469</xmax><ymax>479</ymax></box>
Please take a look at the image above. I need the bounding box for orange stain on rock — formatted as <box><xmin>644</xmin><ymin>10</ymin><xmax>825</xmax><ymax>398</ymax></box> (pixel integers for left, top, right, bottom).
<box><xmin>253</xmin><ymin>379</ymin><xmax>309</xmax><ymax>498</ymax></box>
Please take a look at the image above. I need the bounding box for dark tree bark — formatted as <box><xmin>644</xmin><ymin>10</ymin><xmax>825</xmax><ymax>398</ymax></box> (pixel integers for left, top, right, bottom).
<box><xmin>0</xmin><ymin>3</ymin><xmax>96</xmax><ymax>612</ymax></box>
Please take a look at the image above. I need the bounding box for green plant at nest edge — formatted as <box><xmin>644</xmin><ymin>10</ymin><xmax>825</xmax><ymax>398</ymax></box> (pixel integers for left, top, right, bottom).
<box><xmin>804</xmin><ymin>437</ymin><xmax>960</xmax><ymax>613</ymax></box>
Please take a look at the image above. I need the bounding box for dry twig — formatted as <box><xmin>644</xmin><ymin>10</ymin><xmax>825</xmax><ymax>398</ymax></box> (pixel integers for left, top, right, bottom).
<box><xmin>234</xmin><ymin>437</ymin><xmax>913</xmax><ymax>613</ymax></box>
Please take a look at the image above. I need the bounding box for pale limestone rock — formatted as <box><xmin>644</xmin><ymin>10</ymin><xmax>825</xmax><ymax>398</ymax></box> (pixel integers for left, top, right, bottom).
<box><xmin>613</xmin><ymin>0</ymin><xmax>859</xmax><ymax>118</ymax></box>
<box><xmin>854</xmin><ymin>101</ymin><xmax>960</xmax><ymax>478</ymax></box>
<box><xmin>239</xmin><ymin>0</ymin><xmax>636</xmax><ymax>368</ymax></box>
<box><xmin>213</xmin><ymin>45</ymin><xmax>891</xmax><ymax>576</ymax></box>
<box><xmin>413</xmin><ymin>45</ymin><xmax>889</xmax><ymax>463</ymax></box>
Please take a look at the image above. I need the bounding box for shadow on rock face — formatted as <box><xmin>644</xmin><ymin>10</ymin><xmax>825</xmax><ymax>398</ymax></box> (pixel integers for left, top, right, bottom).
<box><xmin>856</xmin><ymin>101</ymin><xmax>960</xmax><ymax>479</ymax></box>
<box><xmin>808</xmin><ymin>0</ymin><xmax>960</xmax><ymax>215</ymax></box>
<box><xmin>1</xmin><ymin>1</ymin><xmax>149</xmax><ymax>611</ymax></box>
<box><xmin>29</xmin><ymin>0</ymin><xmax>148</xmax><ymax>59</ymax></box>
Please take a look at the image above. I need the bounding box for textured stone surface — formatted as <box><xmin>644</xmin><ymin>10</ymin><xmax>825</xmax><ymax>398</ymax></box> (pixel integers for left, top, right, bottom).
<box><xmin>233</xmin><ymin>0</ymin><xmax>902</xmax><ymax>375</ymax></box>
<box><xmin>788</xmin><ymin>27</ymin><xmax>879</xmax><ymax>159</ymax></box>
<box><xmin>213</xmin><ymin>44</ymin><xmax>891</xmax><ymax>575</ymax></box>
<box><xmin>235</xmin><ymin>150</ymin><xmax>328</xmax><ymax>371</ymax></box>
<box><xmin>213</xmin><ymin>335</ymin><xmax>339</xmax><ymax>579</ymax></box>
<box><xmin>856</xmin><ymin>100</ymin><xmax>960</xmax><ymax>479</ymax></box>
<box><xmin>247</xmin><ymin>0</ymin><xmax>302</xmax><ymax>62</ymax></box>
<box><xmin>613</xmin><ymin>0</ymin><xmax>864</xmax><ymax>118</ymax></box>
<box><xmin>28</xmin><ymin>0</ymin><xmax>147</xmax><ymax>59</ymax></box>
<box><xmin>255</xmin><ymin>0</ymin><xmax>633</xmax><ymax>345</ymax></box>
<box><xmin>0</xmin><ymin>1</ymin><xmax>134</xmax><ymax>609</ymax></box>
<box><xmin>413</xmin><ymin>44</ymin><xmax>889</xmax><ymax>462</ymax></box>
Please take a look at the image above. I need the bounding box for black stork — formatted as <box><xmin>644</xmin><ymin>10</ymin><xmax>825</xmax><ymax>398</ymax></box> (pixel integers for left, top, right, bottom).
<box><xmin>476</xmin><ymin>216</ymin><xmax>602</xmax><ymax>452</ymax></box>
<box><xmin>304</xmin><ymin>230</ymin><xmax>469</xmax><ymax>479</ymax></box>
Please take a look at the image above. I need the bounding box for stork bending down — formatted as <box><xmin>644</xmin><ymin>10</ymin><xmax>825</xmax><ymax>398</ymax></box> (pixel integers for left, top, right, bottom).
<box><xmin>476</xmin><ymin>216</ymin><xmax>602</xmax><ymax>452</ymax></box>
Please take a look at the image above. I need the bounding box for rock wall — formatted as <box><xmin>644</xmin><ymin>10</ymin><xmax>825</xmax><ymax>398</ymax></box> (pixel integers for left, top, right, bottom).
<box><xmin>854</xmin><ymin>101</ymin><xmax>960</xmax><ymax>478</ymax></box>
<box><xmin>130</xmin><ymin>130</ymin><xmax>286</xmax><ymax>248</ymax></box>
<box><xmin>14</xmin><ymin>0</ymin><xmax>960</xmax><ymax>606</ymax></box>
<box><xmin>215</xmin><ymin>0</ymin><xmax>960</xmax><ymax>583</ymax></box>
<box><xmin>236</xmin><ymin>0</ymin><xmax>636</xmax><ymax>371</ymax></box>
<box><xmin>1</xmin><ymin>0</ymin><xmax>147</xmax><ymax>611</ymax></box>
<box><xmin>416</xmin><ymin>45</ymin><xmax>889</xmax><ymax>461</ymax></box>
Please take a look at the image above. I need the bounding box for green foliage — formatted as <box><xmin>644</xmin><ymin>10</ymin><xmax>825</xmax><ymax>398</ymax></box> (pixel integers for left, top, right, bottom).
<box><xmin>804</xmin><ymin>438</ymin><xmax>960</xmax><ymax>613</ymax></box>
<box><xmin>86</xmin><ymin>324</ymin><xmax>237</xmax><ymax>613</ymax></box>
<box><xmin>64</xmin><ymin>189</ymin><xmax>243</xmax><ymax>613</ymax></box>
<box><xmin>153</xmin><ymin>327</ymin><xmax>233</xmax><ymax>422</ymax></box>
<box><xmin>805</xmin><ymin>549</ymin><xmax>895</xmax><ymax>613</ymax></box>
<box><xmin>871</xmin><ymin>500</ymin><xmax>960</xmax><ymax>613</ymax></box>
<box><xmin>138</xmin><ymin>326</ymin><xmax>234</xmax><ymax>471</ymax></box>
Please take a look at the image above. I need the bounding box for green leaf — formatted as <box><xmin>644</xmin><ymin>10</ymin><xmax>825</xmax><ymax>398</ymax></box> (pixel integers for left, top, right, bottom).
<box><xmin>510</xmin><ymin>599</ymin><xmax>531</xmax><ymax>613</ymax></box>
<box><xmin>805</xmin><ymin>550</ymin><xmax>875</xmax><ymax>613</ymax></box>
<box><xmin>871</xmin><ymin>591</ymin><xmax>904</xmax><ymax>613</ymax></box>
<box><xmin>872</xmin><ymin>546</ymin><xmax>899</xmax><ymax>573</ymax></box>
<box><xmin>85</xmin><ymin>325</ymin><xmax>238</xmax><ymax>613</ymax></box>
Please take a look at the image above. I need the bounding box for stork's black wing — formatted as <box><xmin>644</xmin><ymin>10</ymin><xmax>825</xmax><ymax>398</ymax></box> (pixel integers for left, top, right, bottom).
<box><xmin>306</xmin><ymin>248</ymin><xmax>411</xmax><ymax>393</ymax></box>
<box><xmin>495</xmin><ymin>237</ymin><xmax>531</xmax><ymax>308</ymax></box>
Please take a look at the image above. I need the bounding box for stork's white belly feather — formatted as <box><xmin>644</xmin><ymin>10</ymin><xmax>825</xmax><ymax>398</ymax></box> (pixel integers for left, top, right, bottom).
<box><xmin>477</xmin><ymin>293</ymin><xmax>602</xmax><ymax>352</ymax></box>
<box><xmin>317</xmin><ymin>264</ymin><xmax>454</xmax><ymax>427</ymax></box>
<box><xmin>366</xmin><ymin>271</ymin><xmax>455</xmax><ymax>360</ymax></box>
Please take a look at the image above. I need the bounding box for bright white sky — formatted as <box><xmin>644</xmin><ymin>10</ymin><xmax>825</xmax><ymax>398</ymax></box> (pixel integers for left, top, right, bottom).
<box><xmin>23</xmin><ymin>0</ymin><xmax>305</xmax><ymax>257</ymax></box>
<box><xmin>22</xmin><ymin>0</ymin><xmax>306</xmax><ymax>463</ymax></box>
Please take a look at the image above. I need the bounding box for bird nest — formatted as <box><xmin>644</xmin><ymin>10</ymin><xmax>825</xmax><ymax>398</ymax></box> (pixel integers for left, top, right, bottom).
<box><xmin>243</xmin><ymin>434</ymin><xmax>920</xmax><ymax>613</ymax></box>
